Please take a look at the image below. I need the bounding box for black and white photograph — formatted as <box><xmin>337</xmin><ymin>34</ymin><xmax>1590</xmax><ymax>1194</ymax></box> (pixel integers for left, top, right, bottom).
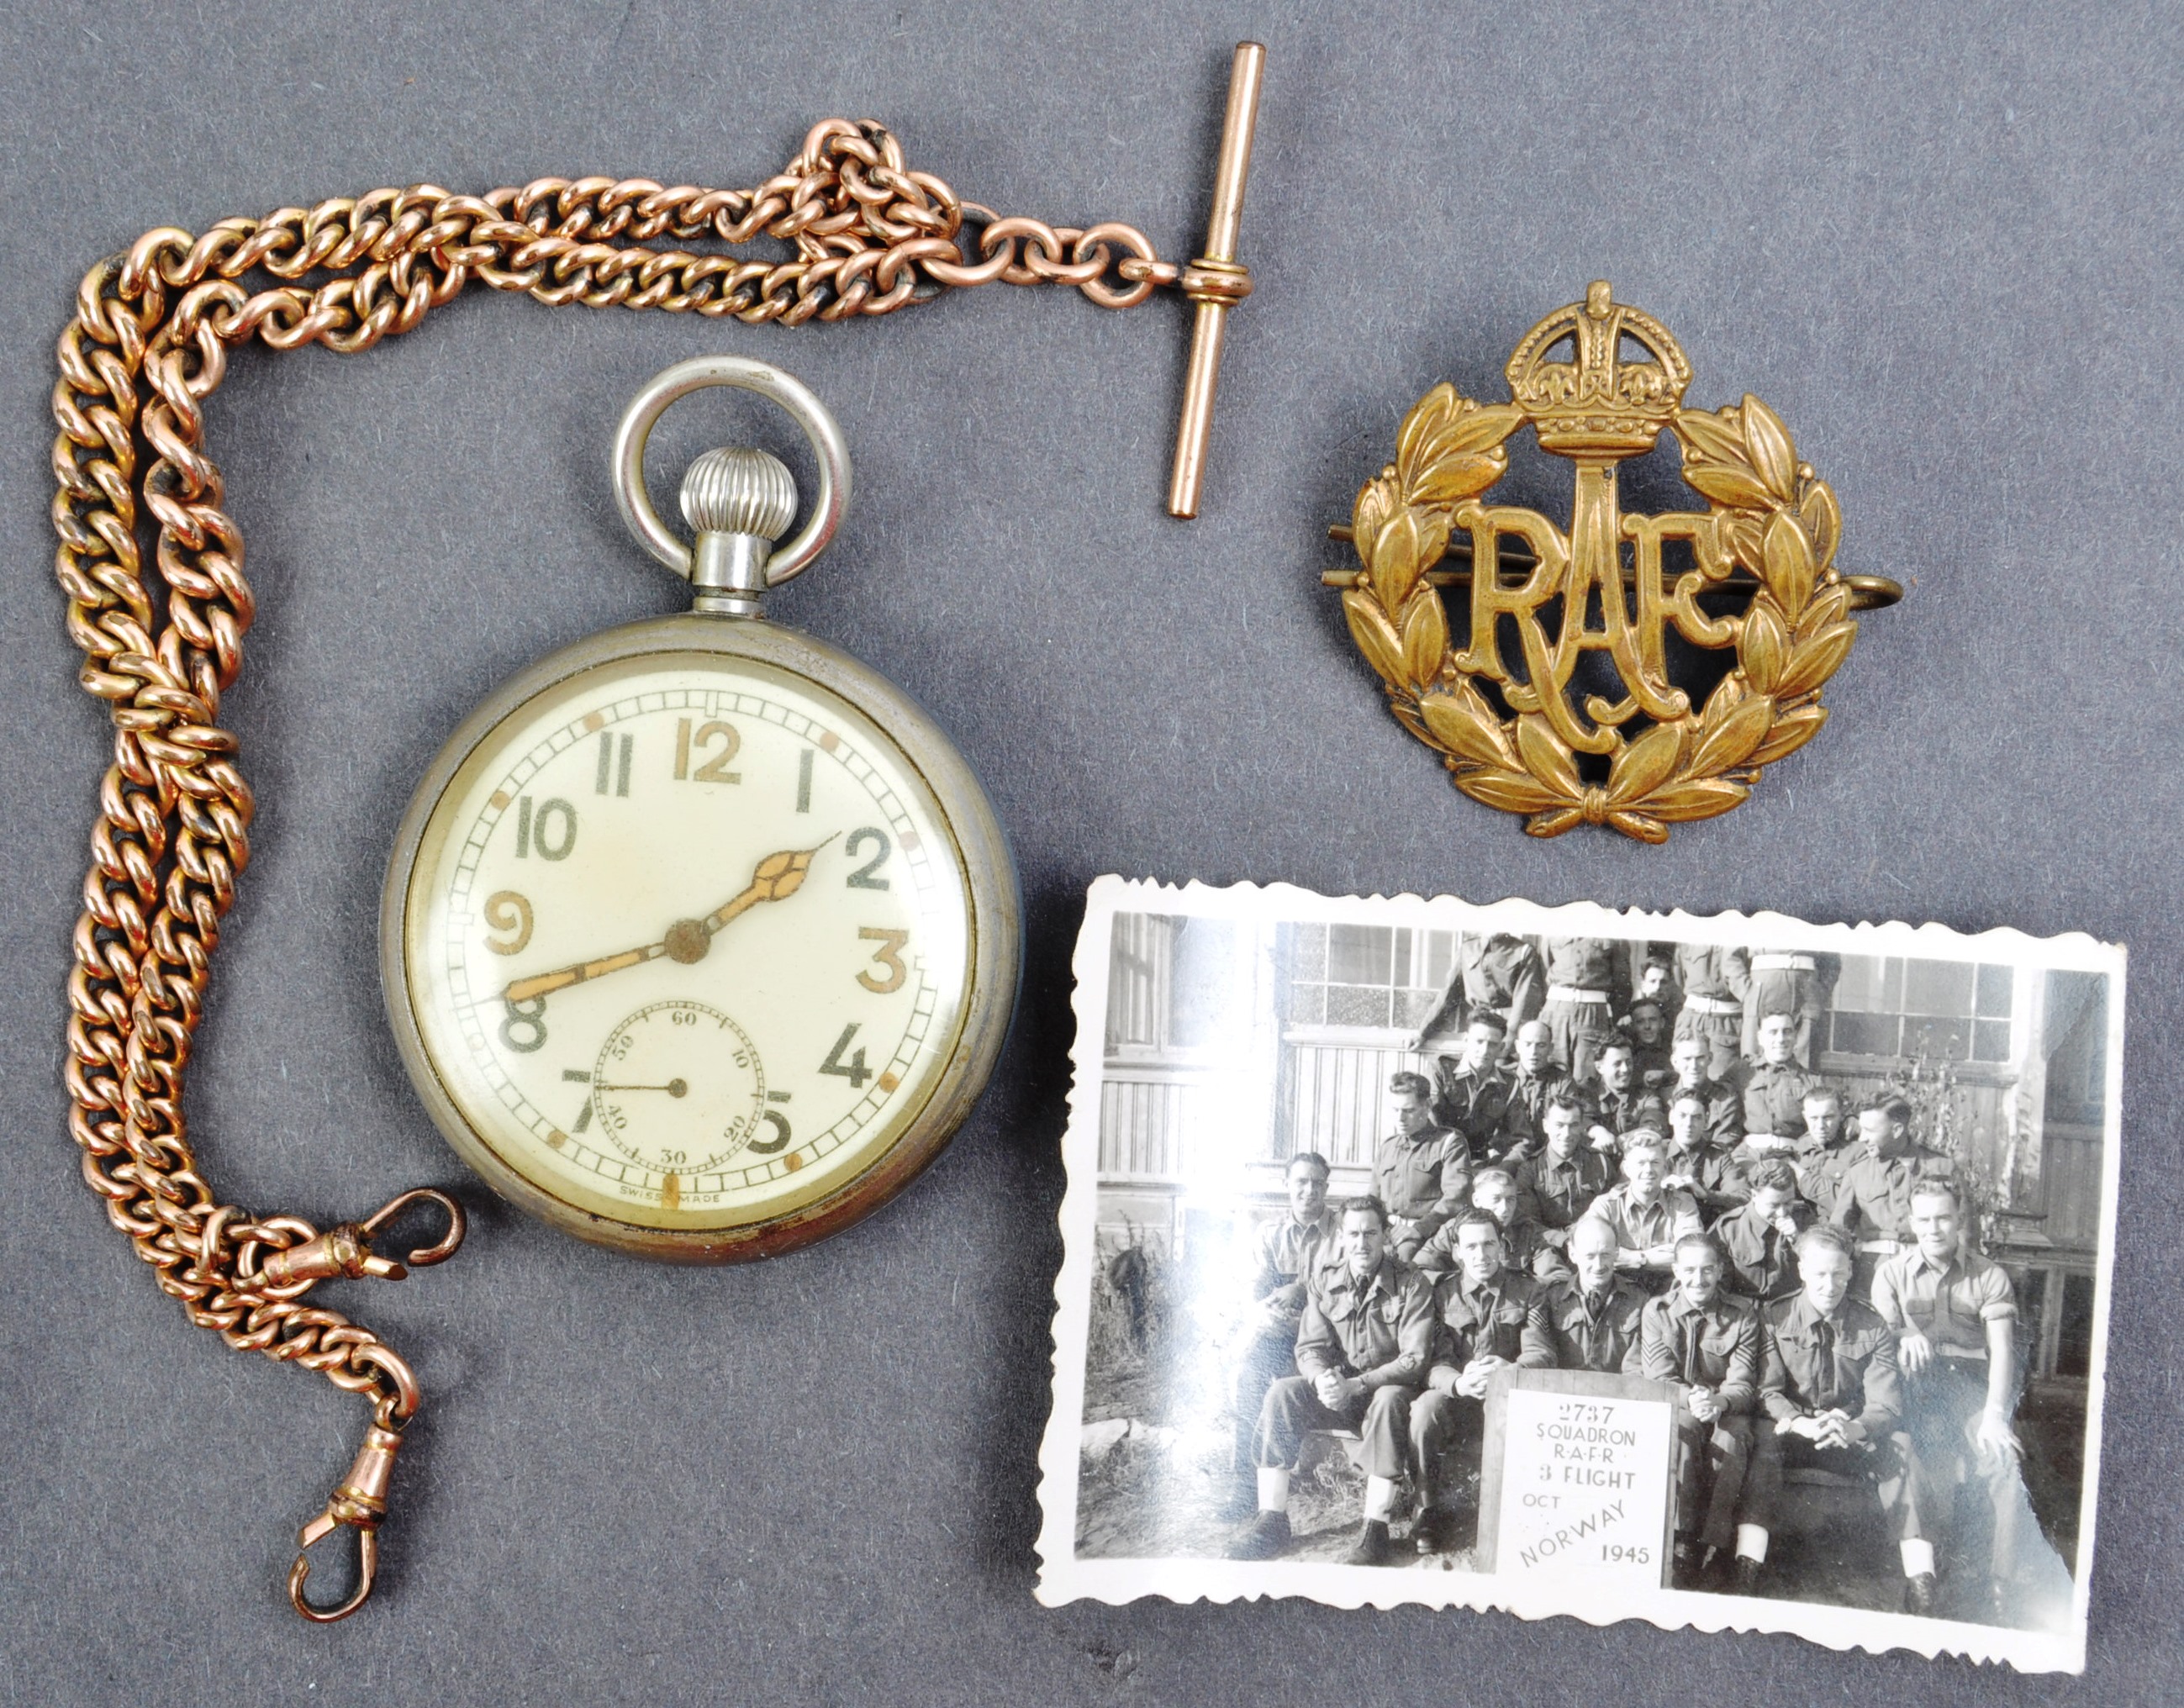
<box><xmin>1037</xmin><ymin>878</ymin><xmax>2125</xmax><ymax>1674</ymax></box>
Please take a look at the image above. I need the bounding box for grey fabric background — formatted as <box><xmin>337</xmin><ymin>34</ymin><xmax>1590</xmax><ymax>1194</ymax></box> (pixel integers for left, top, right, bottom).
<box><xmin>0</xmin><ymin>2</ymin><xmax>2175</xmax><ymax>1701</ymax></box>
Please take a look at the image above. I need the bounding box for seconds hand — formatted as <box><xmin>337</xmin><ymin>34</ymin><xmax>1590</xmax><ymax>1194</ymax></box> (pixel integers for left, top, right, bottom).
<box><xmin>502</xmin><ymin>836</ymin><xmax>837</xmax><ymax>1004</ymax></box>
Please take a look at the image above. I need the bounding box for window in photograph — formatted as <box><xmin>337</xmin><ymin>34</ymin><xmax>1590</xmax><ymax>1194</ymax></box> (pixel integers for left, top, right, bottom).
<box><xmin>1827</xmin><ymin>955</ymin><xmax>2015</xmax><ymax>1062</ymax></box>
<box><xmin>1282</xmin><ymin>921</ymin><xmax>1455</xmax><ymax>1031</ymax></box>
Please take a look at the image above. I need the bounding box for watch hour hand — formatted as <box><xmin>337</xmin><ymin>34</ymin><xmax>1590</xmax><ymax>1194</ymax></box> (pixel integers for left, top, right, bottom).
<box><xmin>701</xmin><ymin>836</ymin><xmax>837</xmax><ymax>936</ymax></box>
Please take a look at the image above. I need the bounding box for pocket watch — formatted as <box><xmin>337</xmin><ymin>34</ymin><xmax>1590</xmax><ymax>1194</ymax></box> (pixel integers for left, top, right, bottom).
<box><xmin>381</xmin><ymin>356</ymin><xmax>1019</xmax><ymax>1262</ymax></box>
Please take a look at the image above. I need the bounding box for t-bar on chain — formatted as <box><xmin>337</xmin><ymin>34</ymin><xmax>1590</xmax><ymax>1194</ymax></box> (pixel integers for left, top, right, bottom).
<box><xmin>48</xmin><ymin>54</ymin><xmax>1263</xmax><ymax>1624</ymax></box>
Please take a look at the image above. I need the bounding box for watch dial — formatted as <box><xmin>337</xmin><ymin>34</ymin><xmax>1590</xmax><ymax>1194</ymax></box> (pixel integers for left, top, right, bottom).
<box><xmin>404</xmin><ymin>650</ymin><xmax>973</xmax><ymax>1232</ymax></box>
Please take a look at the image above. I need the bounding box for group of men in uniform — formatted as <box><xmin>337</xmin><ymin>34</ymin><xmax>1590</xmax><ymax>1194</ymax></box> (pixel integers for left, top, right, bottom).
<box><xmin>1222</xmin><ymin>934</ymin><xmax>2040</xmax><ymax>1622</ymax></box>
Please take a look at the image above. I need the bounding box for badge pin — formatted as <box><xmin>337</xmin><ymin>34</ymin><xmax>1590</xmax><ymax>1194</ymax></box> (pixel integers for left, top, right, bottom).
<box><xmin>1327</xmin><ymin>282</ymin><xmax>1902</xmax><ymax>841</ymax></box>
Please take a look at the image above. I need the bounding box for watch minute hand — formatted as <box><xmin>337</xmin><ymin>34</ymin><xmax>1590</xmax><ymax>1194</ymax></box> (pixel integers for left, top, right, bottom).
<box><xmin>503</xmin><ymin>940</ymin><xmax>665</xmax><ymax>1004</ymax></box>
<box><xmin>703</xmin><ymin>836</ymin><xmax>837</xmax><ymax>935</ymax></box>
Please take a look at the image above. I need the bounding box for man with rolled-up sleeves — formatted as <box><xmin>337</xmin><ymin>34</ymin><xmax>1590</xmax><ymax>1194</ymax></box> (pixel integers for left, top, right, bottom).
<box><xmin>1874</xmin><ymin>1181</ymin><xmax>2039</xmax><ymax>1622</ymax></box>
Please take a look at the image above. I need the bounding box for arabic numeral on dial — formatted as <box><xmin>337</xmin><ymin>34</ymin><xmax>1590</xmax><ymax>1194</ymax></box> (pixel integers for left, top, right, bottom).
<box><xmin>517</xmin><ymin>796</ymin><xmax>577</xmax><ymax>861</ymax></box>
<box><xmin>857</xmin><ymin>927</ymin><xmax>909</xmax><ymax>994</ymax></box>
<box><xmin>748</xmin><ymin>1110</ymin><xmax>793</xmax><ymax>1155</ymax></box>
<box><xmin>819</xmin><ymin>1022</ymin><xmax>872</xmax><ymax>1089</ymax></box>
<box><xmin>483</xmin><ymin>890</ymin><xmax>533</xmax><ymax>955</ymax></box>
<box><xmin>674</xmin><ymin>718</ymin><xmax>741</xmax><ymax>784</ymax></box>
<box><xmin>499</xmin><ymin>994</ymin><xmax>549</xmax><ymax>1053</ymax></box>
<box><xmin>844</xmin><ymin>826</ymin><xmax>891</xmax><ymax>889</ymax></box>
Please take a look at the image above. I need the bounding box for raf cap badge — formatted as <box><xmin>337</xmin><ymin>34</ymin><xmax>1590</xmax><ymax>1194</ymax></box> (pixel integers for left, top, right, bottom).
<box><xmin>1327</xmin><ymin>282</ymin><xmax>1902</xmax><ymax>842</ymax></box>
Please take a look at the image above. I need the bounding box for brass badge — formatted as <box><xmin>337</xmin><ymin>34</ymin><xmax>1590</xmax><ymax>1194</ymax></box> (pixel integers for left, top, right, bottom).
<box><xmin>1329</xmin><ymin>282</ymin><xmax>1901</xmax><ymax>842</ymax></box>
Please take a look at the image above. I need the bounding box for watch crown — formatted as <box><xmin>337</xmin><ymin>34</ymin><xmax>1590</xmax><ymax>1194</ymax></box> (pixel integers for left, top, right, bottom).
<box><xmin>680</xmin><ymin>447</ymin><xmax>798</xmax><ymax>544</ymax></box>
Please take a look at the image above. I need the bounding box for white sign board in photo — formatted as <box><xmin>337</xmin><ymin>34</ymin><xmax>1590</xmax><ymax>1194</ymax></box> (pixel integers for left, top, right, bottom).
<box><xmin>1477</xmin><ymin>1368</ymin><xmax>1679</xmax><ymax>1589</ymax></box>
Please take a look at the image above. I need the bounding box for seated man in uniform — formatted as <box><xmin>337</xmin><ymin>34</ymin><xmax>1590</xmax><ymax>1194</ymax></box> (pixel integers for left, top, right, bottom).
<box><xmin>1372</xmin><ymin>1071</ymin><xmax>1469</xmax><ymax>1263</ymax></box>
<box><xmin>1408</xmin><ymin>1209</ymin><xmax>1533</xmax><ymax>1553</ymax></box>
<box><xmin>1493</xmin><ymin>1019</ymin><xmax>1583</xmax><ymax>1163</ymax></box>
<box><xmin>1791</xmin><ymin>1085</ymin><xmax>1857</xmax><ymax>1223</ymax></box>
<box><xmin>1740</xmin><ymin>1013</ymin><xmax>1816</xmax><ymax>1154</ymax></box>
<box><xmin>1712</xmin><ymin>1157</ymin><xmax>1812</xmax><ymax>1305</ymax></box>
<box><xmin>1875</xmin><ymin>1182</ymin><xmax>2039</xmax><ymax>1621</ymax></box>
<box><xmin>1518</xmin><ymin>1215</ymin><xmax>1648</xmax><ymax>1375</ymax></box>
<box><xmin>1223</xmin><ymin>1151</ymin><xmax>1337</xmax><ymax>1516</ymax></box>
<box><xmin>1831</xmin><ymin>1094</ymin><xmax>1960</xmax><ymax>1298</ymax></box>
<box><xmin>1511</xmin><ymin>1091</ymin><xmax>1614</xmax><ymax>1268</ymax></box>
<box><xmin>1640</xmin><ymin>1233</ymin><xmax>1763</xmax><ymax>1589</ymax></box>
<box><xmin>1425</xmin><ymin>1012</ymin><xmax>1513</xmax><ymax>1163</ymax></box>
<box><xmin>1581</xmin><ymin>1131</ymin><xmax>1703</xmax><ymax>1295</ymax></box>
<box><xmin>1661</xmin><ymin>1090</ymin><xmax>1750</xmax><ymax>1223</ymax></box>
<box><xmin>1744</xmin><ymin>1224</ymin><xmax>1930</xmax><ymax>1609</ymax></box>
<box><xmin>1666</xmin><ymin>1034</ymin><xmax>1744</xmax><ymax>1152</ymax></box>
<box><xmin>1230</xmin><ymin>1196</ymin><xmax>1436</xmax><ymax>1568</ymax></box>
<box><xmin>1585</xmin><ymin>1040</ymin><xmax>1662</xmax><ymax>1158</ymax></box>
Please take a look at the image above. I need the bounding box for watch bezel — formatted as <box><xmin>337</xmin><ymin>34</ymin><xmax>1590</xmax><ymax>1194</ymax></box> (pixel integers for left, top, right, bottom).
<box><xmin>380</xmin><ymin>612</ymin><xmax>1020</xmax><ymax>1263</ymax></box>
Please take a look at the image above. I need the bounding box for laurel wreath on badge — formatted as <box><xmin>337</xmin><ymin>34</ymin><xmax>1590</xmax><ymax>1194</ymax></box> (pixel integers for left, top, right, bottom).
<box><xmin>1335</xmin><ymin>283</ymin><xmax>1896</xmax><ymax>843</ymax></box>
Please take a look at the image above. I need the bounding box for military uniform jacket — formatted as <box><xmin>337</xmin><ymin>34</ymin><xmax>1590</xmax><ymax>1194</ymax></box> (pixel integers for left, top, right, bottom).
<box><xmin>1543</xmin><ymin>937</ymin><xmax>1627</xmax><ymax>1004</ymax></box>
<box><xmin>1871</xmin><ymin>1246</ymin><xmax>2017</xmax><ymax>1357</ymax></box>
<box><xmin>1628</xmin><ymin>1033</ymin><xmax>1675</xmax><ymax>1086</ymax></box>
<box><xmin>1248</xmin><ymin>1207</ymin><xmax>1338</xmax><ymax>1329</ymax></box>
<box><xmin>1674</xmin><ymin>945</ymin><xmax>1750</xmax><ymax>1010</ymax></box>
<box><xmin>1661</xmin><ymin>1137</ymin><xmax>1749</xmax><ymax>1220</ymax></box>
<box><xmin>1640</xmin><ymin>1289</ymin><xmax>1761</xmax><ymax>1410</ymax></box>
<box><xmin>1591</xmin><ymin>1083</ymin><xmax>1665</xmax><ymax>1141</ymax></box>
<box><xmin>1496</xmin><ymin>1068</ymin><xmax>1587</xmax><ymax>1161</ymax></box>
<box><xmin>1794</xmin><ymin>1135</ymin><xmax>1860</xmax><ymax>1221</ymax></box>
<box><xmin>1514</xmin><ymin>1146</ymin><xmax>1615</xmax><ymax>1232</ymax></box>
<box><xmin>1429</xmin><ymin>1062</ymin><xmax>1513</xmax><ymax>1160</ymax></box>
<box><xmin>1519</xmin><ymin>1276</ymin><xmax>1649</xmax><ymax>1373</ymax></box>
<box><xmin>1583</xmin><ymin>1183</ymin><xmax>1704</xmax><ymax>1256</ymax></box>
<box><xmin>1711</xmin><ymin>1199</ymin><xmax>1811</xmax><ymax>1302</ymax></box>
<box><xmin>1743</xmin><ymin>1062</ymin><xmax>1817</xmax><ymax>1140</ymax></box>
<box><xmin>1429</xmin><ymin>1267</ymin><xmax>1536</xmax><ymax>1379</ymax></box>
<box><xmin>1760</xmin><ymin>1294</ymin><xmax>1903</xmax><ymax>1436</ymax></box>
<box><xmin>1829</xmin><ymin>1143</ymin><xmax>1960</xmax><ymax>1243</ymax></box>
<box><xmin>1295</xmin><ymin>1255</ymin><xmax>1437</xmax><ymax>1389</ymax></box>
<box><xmin>1416</xmin><ymin>1211</ymin><xmax>1561</xmax><ymax>1280</ymax></box>
<box><xmin>1668</xmin><ymin>1073</ymin><xmax>1745</xmax><ymax>1147</ymax></box>
<box><xmin>1459</xmin><ymin>933</ymin><xmax>1545</xmax><ymax>1028</ymax></box>
<box><xmin>1373</xmin><ymin>1125</ymin><xmax>1469</xmax><ymax>1235</ymax></box>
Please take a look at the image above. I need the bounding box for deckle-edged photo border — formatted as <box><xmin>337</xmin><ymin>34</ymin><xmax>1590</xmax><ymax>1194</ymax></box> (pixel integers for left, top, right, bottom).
<box><xmin>1032</xmin><ymin>877</ymin><xmax>2126</xmax><ymax>1675</ymax></box>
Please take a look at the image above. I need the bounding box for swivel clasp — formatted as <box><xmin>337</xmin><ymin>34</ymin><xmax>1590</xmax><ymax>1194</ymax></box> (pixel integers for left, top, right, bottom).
<box><xmin>254</xmin><ymin>1188</ymin><xmax>466</xmax><ymax>1289</ymax></box>
<box><xmin>288</xmin><ymin>1421</ymin><xmax>404</xmax><ymax>1623</ymax></box>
